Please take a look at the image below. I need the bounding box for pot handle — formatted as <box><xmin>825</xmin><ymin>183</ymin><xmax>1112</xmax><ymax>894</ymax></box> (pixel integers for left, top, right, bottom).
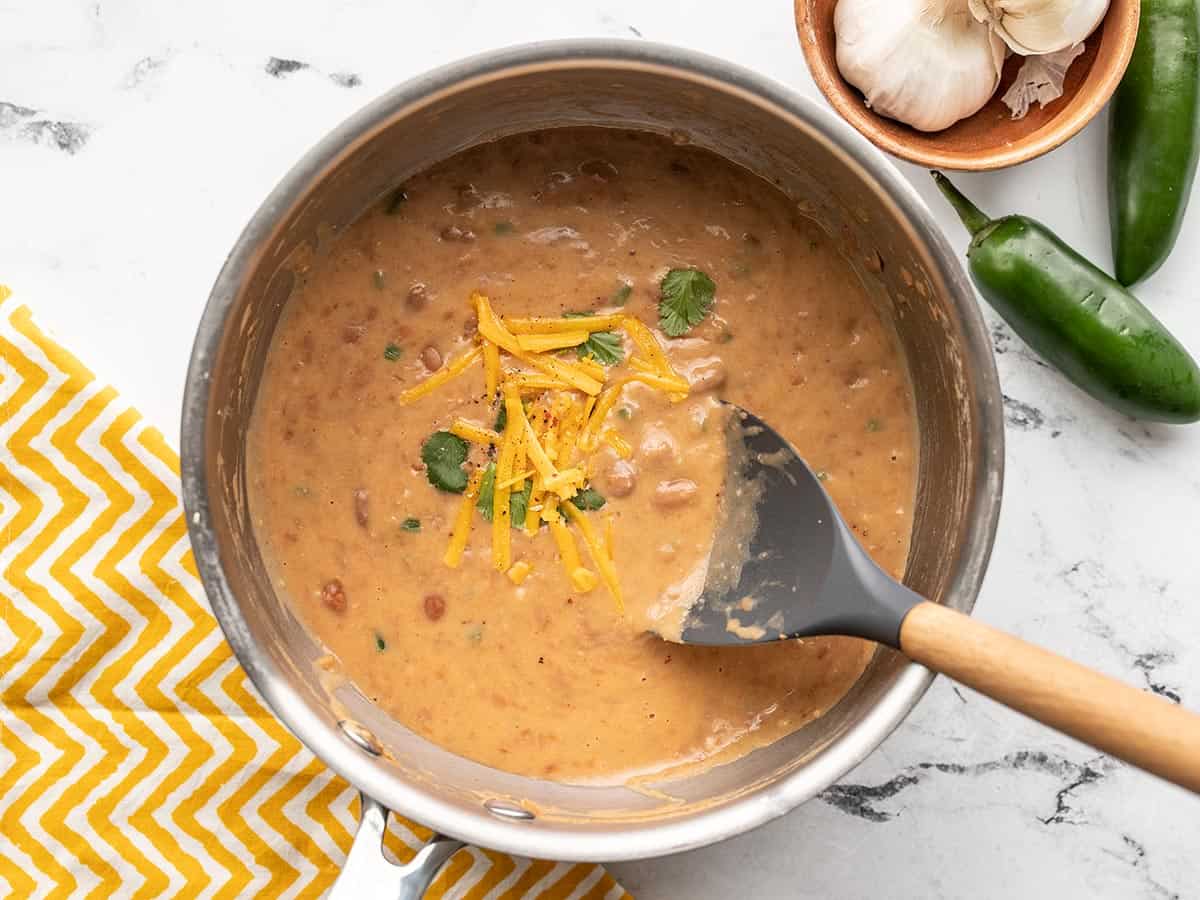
<box><xmin>329</xmin><ymin>792</ymin><xmax>464</xmax><ymax>899</ymax></box>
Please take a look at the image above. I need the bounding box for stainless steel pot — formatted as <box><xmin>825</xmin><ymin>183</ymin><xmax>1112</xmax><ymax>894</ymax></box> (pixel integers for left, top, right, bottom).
<box><xmin>181</xmin><ymin>40</ymin><xmax>1004</xmax><ymax>895</ymax></box>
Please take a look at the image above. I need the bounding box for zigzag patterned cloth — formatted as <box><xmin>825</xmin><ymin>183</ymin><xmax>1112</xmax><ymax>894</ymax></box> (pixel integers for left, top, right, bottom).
<box><xmin>0</xmin><ymin>290</ymin><xmax>631</xmax><ymax>899</ymax></box>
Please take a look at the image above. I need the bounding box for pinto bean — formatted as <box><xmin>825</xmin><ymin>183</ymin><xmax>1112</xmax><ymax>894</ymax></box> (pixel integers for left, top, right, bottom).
<box><xmin>421</xmin><ymin>345</ymin><xmax>443</xmax><ymax>372</ymax></box>
<box><xmin>423</xmin><ymin>593</ymin><xmax>446</xmax><ymax>621</ymax></box>
<box><xmin>603</xmin><ymin>459</ymin><xmax>637</xmax><ymax>497</ymax></box>
<box><xmin>652</xmin><ymin>479</ymin><xmax>698</xmax><ymax>509</ymax></box>
<box><xmin>638</xmin><ymin>425</ymin><xmax>679</xmax><ymax>465</ymax></box>
<box><xmin>406</xmin><ymin>283</ymin><xmax>428</xmax><ymax>312</ymax></box>
<box><xmin>353</xmin><ymin>489</ymin><xmax>369</xmax><ymax>528</ymax></box>
<box><xmin>580</xmin><ymin>158</ymin><xmax>618</xmax><ymax>180</ymax></box>
<box><xmin>321</xmin><ymin>579</ymin><xmax>347</xmax><ymax>612</ymax></box>
<box><xmin>440</xmin><ymin>225</ymin><xmax>476</xmax><ymax>242</ymax></box>
<box><xmin>686</xmin><ymin>358</ymin><xmax>727</xmax><ymax>393</ymax></box>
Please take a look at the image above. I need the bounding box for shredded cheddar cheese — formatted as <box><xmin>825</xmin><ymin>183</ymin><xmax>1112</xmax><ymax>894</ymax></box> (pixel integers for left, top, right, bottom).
<box><xmin>563</xmin><ymin>502</ymin><xmax>624</xmax><ymax>612</ymax></box>
<box><xmin>473</xmin><ymin>292</ymin><xmax>524</xmax><ymax>355</ymax></box>
<box><xmin>497</xmin><ymin>469</ymin><xmax>535</xmax><ymax>490</ymax></box>
<box><xmin>630</xmin><ymin>370</ymin><xmax>690</xmax><ymax>395</ymax></box>
<box><xmin>443</xmin><ymin>468</ymin><xmax>484</xmax><ymax>568</ymax></box>
<box><xmin>601</xmin><ymin>428</ymin><xmax>632</xmax><ymax>458</ymax></box>
<box><xmin>579</xmin><ymin>379</ymin><xmax>629</xmax><ymax>451</ymax></box>
<box><xmin>557</xmin><ymin>397</ymin><xmax>585</xmax><ymax>466</ymax></box>
<box><xmin>450</xmin><ymin>419</ymin><xmax>501</xmax><ymax>446</ymax></box>
<box><xmin>524</xmin><ymin>419</ymin><xmax>585</xmax><ymax>498</ymax></box>
<box><xmin>509</xmin><ymin>373</ymin><xmax>573</xmax><ymax>393</ymax></box>
<box><xmin>515</xmin><ymin>331</ymin><xmax>590</xmax><ymax>353</ymax></box>
<box><xmin>482</xmin><ymin>340</ymin><xmax>501</xmax><ymax>402</ymax></box>
<box><xmin>624</xmin><ymin>318</ymin><xmax>688</xmax><ymax>401</ymax></box>
<box><xmin>512</xmin><ymin>420</ymin><xmax>529</xmax><ymax>493</ymax></box>
<box><xmin>576</xmin><ymin>355</ymin><xmax>606</xmax><ymax>381</ymax></box>
<box><xmin>419</xmin><ymin>290</ymin><xmax>691</xmax><ymax>613</ymax></box>
<box><xmin>571</xmin><ymin>567</ymin><xmax>600</xmax><ymax>592</ymax></box>
<box><xmin>491</xmin><ymin>384</ymin><xmax>525</xmax><ymax>571</ymax></box>
<box><xmin>622</xmin><ymin>317</ymin><xmax>674</xmax><ymax>376</ymax></box>
<box><xmin>525</xmin><ymin>486</ymin><xmax>545</xmax><ymax>537</ymax></box>
<box><xmin>504</xmin><ymin>313</ymin><xmax>625</xmax><ymax>334</ymax></box>
<box><xmin>513</xmin><ymin>347</ymin><xmax>603</xmax><ymax>395</ymax></box>
<box><xmin>545</xmin><ymin>500</ymin><xmax>596</xmax><ymax>592</ymax></box>
<box><xmin>506</xmin><ymin>560</ymin><xmax>533</xmax><ymax>585</ymax></box>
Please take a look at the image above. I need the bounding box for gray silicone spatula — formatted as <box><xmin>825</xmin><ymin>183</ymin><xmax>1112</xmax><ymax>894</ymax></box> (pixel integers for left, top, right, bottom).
<box><xmin>667</xmin><ymin>405</ymin><xmax>1200</xmax><ymax>793</ymax></box>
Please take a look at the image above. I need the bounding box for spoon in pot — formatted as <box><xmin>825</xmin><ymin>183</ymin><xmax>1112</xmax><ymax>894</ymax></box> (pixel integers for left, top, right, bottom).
<box><xmin>666</xmin><ymin>405</ymin><xmax>1200</xmax><ymax>793</ymax></box>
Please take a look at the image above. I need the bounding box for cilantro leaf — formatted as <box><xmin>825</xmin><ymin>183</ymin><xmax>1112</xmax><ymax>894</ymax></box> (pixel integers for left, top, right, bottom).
<box><xmin>509</xmin><ymin>481</ymin><xmax>532</xmax><ymax>528</ymax></box>
<box><xmin>569</xmin><ymin>486</ymin><xmax>606</xmax><ymax>511</ymax></box>
<box><xmin>564</xmin><ymin>310</ymin><xmax>623</xmax><ymax>365</ymax></box>
<box><xmin>659</xmin><ymin>268</ymin><xmax>716</xmax><ymax>337</ymax></box>
<box><xmin>400</xmin><ymin>517</ymin><xmax>421</xmax><ymax>532</ymax></box>
<box><xmin>476</xmin><ymin>464</ymin><xmax>497</xmax><ymax>520</ymax></box>
<box><xmin>577</xmin><ymin>330</ymin><xmax>623</xmax><ymax>365</ymax></box>
<box><xmin>493</xmin><ymin>403</ymin><xmax>507</xmax><ymax>432</ymax></box>
<box><xmin>476</xmin><ymin>463</ymin><xmax>532</xmax><ymax>527</ymax></box>
<box><xmin>612</xmin><ymin>282</ymin><xmax>632</xmax><ymax>305</ymax></box>
<box><xmin>421</xmin><ymin>431</ymin><xmax>469</xmax><ymax>493</ymax></box>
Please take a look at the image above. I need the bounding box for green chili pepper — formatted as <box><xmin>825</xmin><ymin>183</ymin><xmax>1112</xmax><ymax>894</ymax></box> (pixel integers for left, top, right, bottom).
<box><xmin>1108</xmin><ymin>0</ymin><xmax>1200</xmax><ymax>286</ymax></box>
<box><xmin>933</xmin><ymin>172</ymin><xmax>1200</xmax><ymax>424</ymax></box>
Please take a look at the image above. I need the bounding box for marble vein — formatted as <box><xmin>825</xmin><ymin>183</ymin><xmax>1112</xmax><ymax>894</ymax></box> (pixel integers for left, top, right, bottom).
<box><xmin>0</xmin><ymin>100</ymin><xmax>90</xmax><ymax>154</ymax></box>
<box><xmin>820</xmin><ymin>750</ymin><xmax>1120</xmax><ymax>825</ymax></box>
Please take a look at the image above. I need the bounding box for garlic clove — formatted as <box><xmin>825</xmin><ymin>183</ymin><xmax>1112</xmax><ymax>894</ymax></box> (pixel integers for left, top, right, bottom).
<box><xmin>970</xmin><ymin>0</ymin><xmax>1109</xmax><ymax>56</ymax></box>
<box><xmin>1001</xmin><ymin>42</ymin><xmax>1086</xmax><ymax>118</ymax></box>
<box><xmin>835</xmin><ymin>0</ymin><xmax>1007</xmax><ymax>132</ymax></box>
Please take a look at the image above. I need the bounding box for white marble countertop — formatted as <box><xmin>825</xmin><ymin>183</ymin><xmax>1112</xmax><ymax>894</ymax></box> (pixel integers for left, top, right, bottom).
<box><xmin>4</xmin><ymin>1</ymin><xmax>1198</xmax><ymax>897</ymax></box>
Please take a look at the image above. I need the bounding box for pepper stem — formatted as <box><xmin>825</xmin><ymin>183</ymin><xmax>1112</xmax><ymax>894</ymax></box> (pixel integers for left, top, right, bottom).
<box><xmin>931</xmin><ymin>171</ymin><xmax>991</xmax><ymax>236</ymax></box>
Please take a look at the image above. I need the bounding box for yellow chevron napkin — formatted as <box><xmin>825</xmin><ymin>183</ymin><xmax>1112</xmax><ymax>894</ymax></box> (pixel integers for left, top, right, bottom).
<box><xmin>0</xmin><ymin>289</ymin><xmax>631</xmax><ymax>899</ymax></box>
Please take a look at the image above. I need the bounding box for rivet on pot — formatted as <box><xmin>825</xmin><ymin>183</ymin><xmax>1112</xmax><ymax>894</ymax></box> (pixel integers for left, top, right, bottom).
<box><xmin>483</xmin><ymin>799</ymin><xmax>536</xmax><ymax>822</ymax></box>
<box><xmin>338</xmin><ymin>719</ymin><xmax>383</xmax><ymax>757</ymax></box>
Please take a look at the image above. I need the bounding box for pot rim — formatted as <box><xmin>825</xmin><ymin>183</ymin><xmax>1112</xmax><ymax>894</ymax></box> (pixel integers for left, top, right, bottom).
<box><xmin>181</xmin><ymin>38</ymin><xmax>1005</xmax><ymax>862</ymax></box>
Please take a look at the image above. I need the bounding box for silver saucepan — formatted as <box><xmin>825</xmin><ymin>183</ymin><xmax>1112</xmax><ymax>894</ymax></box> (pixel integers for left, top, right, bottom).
<box><xmin>181</xmin><ymin>40</ymin><xmax>1004</xmax><ymax>896</ymax></box>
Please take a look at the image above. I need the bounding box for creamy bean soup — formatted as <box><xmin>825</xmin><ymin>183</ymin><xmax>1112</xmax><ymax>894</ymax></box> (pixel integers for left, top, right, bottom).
<box><xmin>249</xmin><ymin>128</ymin><xmax>917</xmax><ymax>782</ymax></box>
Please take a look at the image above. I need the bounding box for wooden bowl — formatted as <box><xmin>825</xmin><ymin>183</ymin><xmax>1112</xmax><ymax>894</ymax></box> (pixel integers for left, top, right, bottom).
<box><xmin>795</xmin><ymin>0</ymin><xmax>1140</xmax><ymax>170</ymax></box>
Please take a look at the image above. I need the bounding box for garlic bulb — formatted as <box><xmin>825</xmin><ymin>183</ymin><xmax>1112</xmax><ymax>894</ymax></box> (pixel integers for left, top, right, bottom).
<box><xmin>835</xmin><ymin>0</ymin><xmax>1006</xmax><ymax>132</ymax></box>
<box><xmin>968</xmin><ymin>0</ymin><xmax>1109</xmax><ymax>55</ymax></box>
<box><xmin>1001</xmin><ymin>43</ymin><xmax>1086</xmax><ymax>118</ymax></box>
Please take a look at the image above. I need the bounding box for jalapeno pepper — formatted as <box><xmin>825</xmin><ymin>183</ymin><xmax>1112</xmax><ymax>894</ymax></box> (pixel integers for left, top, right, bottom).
<box><xmin>933</xmin><ymin>172</ymin><xmax>1200</xmax><ymax>424</ymax></box>
<box><xmin>1108</xmin><ymin>0</ymin><xmax>1200</xmax><ymax>286</ymax></box>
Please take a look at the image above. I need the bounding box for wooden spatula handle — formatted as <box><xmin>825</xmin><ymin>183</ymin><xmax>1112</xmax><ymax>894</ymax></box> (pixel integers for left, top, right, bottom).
<box><xmin>899</xmin><ymin>601</ymin><xmax>1200</xmax><ymax>793</ymax></box>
